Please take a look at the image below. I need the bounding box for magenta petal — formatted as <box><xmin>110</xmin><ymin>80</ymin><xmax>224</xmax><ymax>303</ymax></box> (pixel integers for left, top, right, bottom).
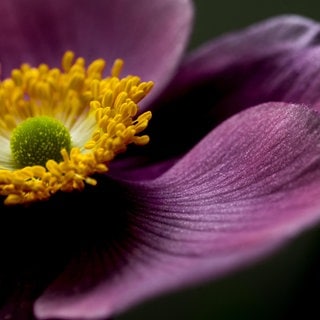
<box><xmin>35</xmin><ymin>102</ymin><xmax>320</xmax><ymax>319</ymax></box>
<box><xmin>134</xmin><ymin>15</ymin><xmax>320</xmax><ymax>172</ymax></box>
<box><xmin>156</xmin><ymin>15</ymin><xmax>320</xmax><ymax>123</ymax></box>
<box><xmin>0</xmin><ymin>0</ymin><xmax>193</xmax><ymax>106</ymax></box>
<box><xmin>173</xmin><ymin>14</ymin><xmax>320</xmax><ymax>91</ymax></box>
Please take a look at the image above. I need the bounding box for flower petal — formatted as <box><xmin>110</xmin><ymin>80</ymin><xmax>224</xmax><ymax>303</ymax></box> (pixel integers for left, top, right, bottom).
<box><xmin>123</xmin><ymin>14</ymin><xmax>320</xmax><ymax>178</ymax></box>
<box><xmin>35</xmin><ymin>102</ymin><xmax>320</xmax><ymax>319</ymax></box>
<box><xmin>0</xmin><ymin>179</ymin><xmax>133</xmax><ymax>319</ymax></box>
<box><xmin>0</xmin><ymin>0</ymin><xmax>193</xmax><ymax>106</ymax></box>
<box><xmin>171</xmin><ymin>14</ymin><xmax>320</xmax><ymax>94</ymax></box>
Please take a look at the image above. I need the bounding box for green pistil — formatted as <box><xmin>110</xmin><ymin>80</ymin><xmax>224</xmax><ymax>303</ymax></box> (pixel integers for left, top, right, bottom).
<box><xmin>10</xmin><ymin>116</ymin><xmax>72</xmax><ymax>168</ymax></box>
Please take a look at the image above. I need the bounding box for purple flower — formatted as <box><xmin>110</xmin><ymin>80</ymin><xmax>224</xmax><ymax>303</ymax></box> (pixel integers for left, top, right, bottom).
<box><xmin>1</xmin><ymin>0</ymin><xmax>320</xmax><ymax>319</ymax></box>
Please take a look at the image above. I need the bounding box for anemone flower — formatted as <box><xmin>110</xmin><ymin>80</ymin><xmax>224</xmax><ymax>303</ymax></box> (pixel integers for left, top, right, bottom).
<box><xmin>1</xmin><ymin>0</ymin><xmax>320</xmax><ymax>319</ymax></box>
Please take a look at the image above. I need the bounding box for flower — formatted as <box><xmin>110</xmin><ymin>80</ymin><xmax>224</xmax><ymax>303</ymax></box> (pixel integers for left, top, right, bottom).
<box><xmin>0</xmin><ymin>50</ymin><xmax>153</xmax><ymax>205</ymax></box>
<box><xmin>0</xmin><ymin>51</ymin><xmax>153</xmax><ymax>205</ymax></box>
<box><xmin>2</xmin><ymin>0</ymin><xmax>320</xmax><ymax>319</ymax></box>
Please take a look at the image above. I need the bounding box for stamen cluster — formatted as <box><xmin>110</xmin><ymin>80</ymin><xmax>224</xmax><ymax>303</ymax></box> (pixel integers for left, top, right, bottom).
<box><xmin>0</xmin><ymin>51</ymin><xmax>153</xmax><ymax>205</ymax></box>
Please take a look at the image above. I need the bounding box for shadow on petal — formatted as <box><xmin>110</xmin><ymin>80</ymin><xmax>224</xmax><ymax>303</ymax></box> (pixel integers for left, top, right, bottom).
<box><xmin>0</xmin><ymin>175</ymin><xmax>130</xmax><ymax>319</ymax></box>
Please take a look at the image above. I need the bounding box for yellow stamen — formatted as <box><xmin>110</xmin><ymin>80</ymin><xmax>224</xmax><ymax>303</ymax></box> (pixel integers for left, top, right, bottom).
<box><xmin>0</xmin><ymin>50</ymin><xmax>153</xmax><ymax>205</ymax></box>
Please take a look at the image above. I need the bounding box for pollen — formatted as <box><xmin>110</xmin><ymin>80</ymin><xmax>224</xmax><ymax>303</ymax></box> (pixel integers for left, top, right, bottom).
<box><xmin>0</xmin><ymin>51</ymin><xmax>153</xmax><ymax>205</ymax></box>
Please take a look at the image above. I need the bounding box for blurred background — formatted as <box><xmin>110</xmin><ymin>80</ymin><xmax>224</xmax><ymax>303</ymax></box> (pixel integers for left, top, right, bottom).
<box><xmin>189</xmin><ymin>0</ymin><xmax>320</xmax><ymax>49</ymax></box>
<box><xmin>117</xmin><ymin>1</ymin><xmax>320</xmax><ymax>319</ymax></box>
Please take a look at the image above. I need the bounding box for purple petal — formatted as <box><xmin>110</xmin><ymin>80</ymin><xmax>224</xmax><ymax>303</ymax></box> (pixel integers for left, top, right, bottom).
<box><xmin>112</xmin><ymin>15</ymin><xmax>320</xmax><ymax>180</ymax></box>
<box><xmin>161</xmin><ymin>15</ymin><xmax>320</xmax><ymax>117</ymax></box>
<box><xmin>120</xmin><ymin>14</ymin><xmax>320</xmax><ymax>180</ymax></box>
<box><xmin>171</xmin><ymin>14</ymin><xmax>320</xmax><ymax>93</ymax></box>
<box><xmin>35</xmin><ymin>102</ymin><xmax>320</xmax><ymax>319</ymax></box>
<box><xmin>0</xmin><ymin>0</ymin><xmax>194</xmax><ymax>106</ymax></box>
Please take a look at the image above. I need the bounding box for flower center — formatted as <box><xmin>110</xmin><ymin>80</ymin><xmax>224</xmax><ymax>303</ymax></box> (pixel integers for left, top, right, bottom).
<box><xmin>10</xmin><ymin>116</ymin><xmax>72</xmax><ymax>168</ymax></box>
<box><xmin>0</xmin><ymin>50</ymin><xmax>153</xmax><ymax>205</ymax></box>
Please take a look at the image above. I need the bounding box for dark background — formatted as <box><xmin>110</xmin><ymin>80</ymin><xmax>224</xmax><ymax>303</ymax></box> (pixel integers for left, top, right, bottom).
<box><xmin>117</xmin><ymin>1</ymin><xmax>320</xmax><ymax>319</ymax></box>
<box><xmin>189</xmin><ymin>0</ymin><xmax>320</xmax><ymax>49</ymax></box>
